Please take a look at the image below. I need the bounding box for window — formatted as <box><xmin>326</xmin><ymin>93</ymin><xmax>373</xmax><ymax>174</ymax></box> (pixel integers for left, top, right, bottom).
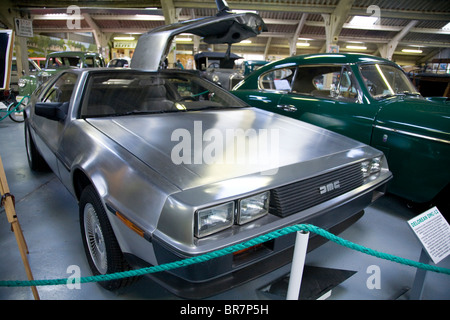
<box><xmin>288</xmin><ymin>65</ymin><xmax>358</xmax><ymax>101</ymax></box>
<box><xmin>80</xmin><ymin>71</ymin><xmax>246</xmax><ymax>118</ymax></box>
<box><xmin>84</xmin><ymin>57</ymin><xmax>103</xmax><ymax>68</ymax></box>
<box><xmin>259</xmin><ymin>67</ymin><xmax>295</xmax><ymax>90</ymax></box>
<box><xmin>41</xmin><ymin>72</ymin><xmax>78</xmax><ymax>103</ymax></box>
<box><xmin>47</xmin><ymin>56</ymin><xmax>82</xmax><ymax>68</ymax></box>
<box><xmin>292</xmin><ymin>65</ymin><xmax>341</xmax><ymax>96</ymax></box>
<box><xmin>359</xmin><ymin>64</ymin><xmax>418</xmax><ymax>99</ymax></box>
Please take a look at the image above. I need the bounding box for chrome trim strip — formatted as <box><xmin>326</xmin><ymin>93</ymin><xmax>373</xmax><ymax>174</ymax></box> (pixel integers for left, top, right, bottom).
<box><xmin>375</xmin><ymin>125</ymin><xmax>450</xmax><ymax>145</ymax></box>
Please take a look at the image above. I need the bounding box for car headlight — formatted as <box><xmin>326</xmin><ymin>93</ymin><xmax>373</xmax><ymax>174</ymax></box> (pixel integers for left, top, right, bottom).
<box><xmin>212</xmin><ymin>74</ymin><xmax>220</xmax><ymax>83</ymax></box>
<box><xmin>237</xmin><ymin>191</ymin><xmax>270</xmax><ymax>225</ymax></box>
<box><xmin>195</xmin><ymin>202</ymin><xmax>234</xmax><ymax>238</ymax></box>
<box><xmin>18</xmin><ymin>78</ymin><xmax>27</xmax><ymax>87</ymax></box>
<box><xmin>361</xmin><ymin>157</ymin><xmax>382</xmax><ymax>179</ymax></box>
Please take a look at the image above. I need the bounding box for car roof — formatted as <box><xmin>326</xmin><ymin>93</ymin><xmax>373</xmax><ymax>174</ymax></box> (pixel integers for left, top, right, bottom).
<box><xmin>47</xmin><ymin>51</ymin><xmax>101</xmax><ymax>57</ymax></box>
<box><xmin>263</xmin><ymin>53</ymin><xmax>395</xmax><ymax>69</ymax></box>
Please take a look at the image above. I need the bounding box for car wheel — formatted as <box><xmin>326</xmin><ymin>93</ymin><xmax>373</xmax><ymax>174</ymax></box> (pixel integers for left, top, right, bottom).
<box><xmin>24</xmin><ymin>121</ymin><xmax>49</xmax><ymax>171</ymax></box>
<box><xmin>79</xmin><ymin>185</ymin><xmax>137</xmax><ymax>290</ymax></box>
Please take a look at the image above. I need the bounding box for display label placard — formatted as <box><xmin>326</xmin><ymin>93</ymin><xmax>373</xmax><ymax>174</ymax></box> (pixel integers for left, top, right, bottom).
<box><xmin>408</xmin><ymin>207</ymin><xmax>450</xmax><ymax>264</ymax></box>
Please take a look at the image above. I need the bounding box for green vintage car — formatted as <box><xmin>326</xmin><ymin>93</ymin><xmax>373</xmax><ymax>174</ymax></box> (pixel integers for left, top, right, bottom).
<box><xmin>233</xmin><ymin>53</ymin><xmax>449</xmax><ymax>213</ymax></box>
<box><xmin>18</xmin><ymin>51</ymin><xmax>104</xmax><ymax>96</ymax></box>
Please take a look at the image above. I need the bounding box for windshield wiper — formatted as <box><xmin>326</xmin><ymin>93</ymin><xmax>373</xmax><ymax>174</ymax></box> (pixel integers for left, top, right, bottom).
<box><xmin>188</xmin><ymin>105</ymin><xmax>244</xmax><ymax>111</ymax></box>
<box><xmin>396</xmin><ymin>91</ymin><xmax>421</xmax><ymax>97</ymax></box>
<box><xmin>114</xmin><ymin>110</ymin><xmax>177</xmax><ymax>116</ymax></box>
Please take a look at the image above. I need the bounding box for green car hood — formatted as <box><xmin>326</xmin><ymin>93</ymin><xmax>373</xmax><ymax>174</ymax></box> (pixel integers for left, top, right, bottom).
<box><xmin>376</xmin><ymin>97</ymin><xmax>450</xmax><ymax>143</ymax></box>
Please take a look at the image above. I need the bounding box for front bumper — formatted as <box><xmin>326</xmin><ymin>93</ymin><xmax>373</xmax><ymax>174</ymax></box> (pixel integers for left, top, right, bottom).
<box><xmin>125</xmin><ymin>180</ymin><xmax>388</xmax><ymax>298</ymax></box>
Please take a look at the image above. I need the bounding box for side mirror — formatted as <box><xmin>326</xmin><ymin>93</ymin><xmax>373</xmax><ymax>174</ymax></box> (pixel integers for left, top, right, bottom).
<box><xmin>35</xmin><ymin>101</ymin><xmax>69</xmax><ymax>121</ymax></box>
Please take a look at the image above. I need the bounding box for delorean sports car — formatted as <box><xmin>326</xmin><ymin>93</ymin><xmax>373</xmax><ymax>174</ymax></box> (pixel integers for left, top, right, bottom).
<box><xmin>24</xmin><ymin>4</ymin><xmax>392</xmax><ymax>298</ymax></box>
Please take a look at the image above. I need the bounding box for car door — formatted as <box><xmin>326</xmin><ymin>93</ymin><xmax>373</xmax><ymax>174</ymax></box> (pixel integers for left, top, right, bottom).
<box><xmin>275</xmin><ymin>64</ymin><xmax>377</xmax><ymax>145</ymax></box>
<box><xmin>235</xmin><ymin>66</ymin><xmax>294</xmax><ymax>113</ymax></box>
<box><xmin>32</xmin><ymin>72</ymin><xmax>78</xmax><ymax>177</ymax></box>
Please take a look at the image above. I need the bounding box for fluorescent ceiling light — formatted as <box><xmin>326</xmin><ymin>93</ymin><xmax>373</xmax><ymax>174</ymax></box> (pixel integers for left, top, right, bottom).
<box><xmin>240</xmin><ymin>40</ymin><xmax>252</xmax><ymax>44</ymax></box>
<box><xmin>402</xmin><ymin>49</ymin><xmax>423</xmax><ymax>54</ymax></box>
<box><xmin>232</xmin><ymin>10</ymin><xmax>258</xmax><ymax>14</ymax></box>
<box><xmin>298</xmin><ymin>37</ymin><xmax>313</xmax><ymax>41</ymax></box>
<box><xmin>296</xmin><ymin>42</ymin><xmax>310</xmax><ymax>47</ymax></box>
<box><xmin>175</xmin><ymin>37</ymin><xmax>192</xmax><ymax>42</ymax></box>
<box><xmin>42</xmin><ymin>13</ymin><xmax>83</xmax><ymax>20</ymax></box>
<box><xmin>114</xmin><ymin>36</ymin><xmax>135</xmax><ymax>41</ymax></box>
<box><xmin>442</xmin><ymin>22</ymin><xmax>450</xmax><ymax>30</ymax></box>
<box><xmin>134</xmin><ymin>14</ymin><xmax>165</xmax><ymax>20</ymax></box>
<box><xmin>346</xmin><ymin>45</ymin><xmax>367</xmax><ymax>50</ymax></box>
<box><xmin>349</xmin><ymin>15</ymin><xmax>378</xmax><ymax>26</ymax></box>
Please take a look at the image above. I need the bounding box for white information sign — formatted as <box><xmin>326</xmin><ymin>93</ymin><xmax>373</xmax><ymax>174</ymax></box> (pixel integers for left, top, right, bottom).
<box><xmin>14</xmin><ymin>18</ymin><xmax>33</xmax><ymax>37</ymax></box>
<box><xmin>407</xmin><ymin>207</ymin><xmax>450</xmax><ymax>264</ymax></box>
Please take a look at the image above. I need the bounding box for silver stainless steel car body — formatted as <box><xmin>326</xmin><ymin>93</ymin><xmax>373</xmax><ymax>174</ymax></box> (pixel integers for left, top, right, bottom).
<box><xmin>24</xmin><ymin>67</ymin><xmax>391</xmax><ymax>297</ymax></box>
<box><xmin>23</xmin><ymin>6</ymin><xmax>392</xmax><ymax>298</ymax></box>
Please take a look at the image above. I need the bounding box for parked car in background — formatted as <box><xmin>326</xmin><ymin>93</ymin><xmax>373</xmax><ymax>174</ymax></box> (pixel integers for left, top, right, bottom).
<box><xmin>107</xmin><ymin>57</ymin><xmax>131</xmax><ymax>68</ymax></box>
<box><xmin>233</xmin><ymin>53</ymin><xmax>449</xmax><ymax>214</ymax></box>
<box><xmin>1</xmin><ymin>58</ymin><xmax>41</xmax><ymax>104</ymax></box>
<box><xmin>241</xmin><ymin>59</ymin><xmax>268</xmax><ymax>77</ymax></box>
<box><xmin>19</xmin><ymin>51</ymin><xmax>104</xmax><ymax>96</ymax></box>
<box><xmin>194</xmin><ymin>52</ymin><xmax>243</xmax><ymax>89</ymax></box>
<box><xmin>24</xmin><ymin>11</ymin><xmax>392</xmax><ymax>298</ymax></box>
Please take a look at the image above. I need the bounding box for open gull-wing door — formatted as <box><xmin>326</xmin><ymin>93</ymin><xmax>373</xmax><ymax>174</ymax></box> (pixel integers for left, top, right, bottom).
<box><xmin>131</xmin><ymin>1</ymin><xmax>267</xmax><ymax>71</ymax></box>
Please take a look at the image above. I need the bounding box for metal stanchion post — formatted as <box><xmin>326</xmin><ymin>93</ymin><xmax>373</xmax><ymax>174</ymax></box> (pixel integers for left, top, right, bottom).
<box><xmin>286</xmin><ymin>230</ymin><xmax>309</xmax><ymax>300</ymax></box>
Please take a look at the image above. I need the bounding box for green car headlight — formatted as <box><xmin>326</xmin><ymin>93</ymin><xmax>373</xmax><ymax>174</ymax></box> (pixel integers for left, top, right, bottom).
<box><xmin>237</xmin><ymin>191</ymin><xmax>270</xmax><ymax>225</ymax></box>
<box><xmin>195</xmin><ymin>202</ymin><xmax>234</xmax><ymax>238</ymax></box>
<box><xmin>18</xmin><ymin>78</ymin><xmax>27</xmax><ymax>88</ymax></box>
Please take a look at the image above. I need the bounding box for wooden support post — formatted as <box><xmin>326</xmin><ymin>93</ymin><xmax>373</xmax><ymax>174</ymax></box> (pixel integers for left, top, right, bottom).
<box><xmin>0</xmin><ymin>156</ymin><xmax>40</xmax><ymax>300</ymax></box>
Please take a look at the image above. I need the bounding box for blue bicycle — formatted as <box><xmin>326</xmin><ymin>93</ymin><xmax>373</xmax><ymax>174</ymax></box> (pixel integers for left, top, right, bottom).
<box><xmin>0</xmin><ymin>96</ymin><xmax>29</xmax><ymax>123</ymax></box>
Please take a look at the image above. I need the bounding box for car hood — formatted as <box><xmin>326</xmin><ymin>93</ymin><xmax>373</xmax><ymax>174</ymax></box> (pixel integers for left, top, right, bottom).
<box><xmin>87</xmin><ymin>108</ymin><xmax>369</xmax><ymax>191</ymax></box>
<box><xmin>376</xmin><ymin>97</ymin><xmax>450</xmax><ymax>143</ymax></box>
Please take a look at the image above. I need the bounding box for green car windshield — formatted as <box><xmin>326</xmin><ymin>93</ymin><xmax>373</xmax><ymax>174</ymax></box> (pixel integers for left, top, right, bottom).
<box><xmin>359</xmin><ymin>64</ymin><xmax>420</xmax><ymax>99</ymax></box>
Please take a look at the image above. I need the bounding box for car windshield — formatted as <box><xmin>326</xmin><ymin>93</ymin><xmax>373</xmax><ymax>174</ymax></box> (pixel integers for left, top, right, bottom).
<box><xmin>80</xmin><ymin>70</ymin><xmax>247</xmax><ymax>118</ymax></box>
<box><xmin>359</xmin><ymin>64</ymin><xmax>420</xmax><ymax>99</ymax></box>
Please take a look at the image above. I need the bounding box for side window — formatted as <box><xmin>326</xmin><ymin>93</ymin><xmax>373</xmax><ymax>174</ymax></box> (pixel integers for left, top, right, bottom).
<box><xmin>292</xmin><ymin>65</ymin><xmax>341</xmax><ymax>96</ymax></box>
<box><xmin>41</xmin><ymin>72</ymin><xmax>78</xmax><ymax>103</ymax></box>
<box><xmin>47</xmin><ymin>57</ymin><xmax>62</xmax><ymax>68</ymax></box>
<box><xmin>259</xmin><ymin>67</ymin><xmax>295</xmax><ymax>90</ymax></box>
<box><xmin>291</xmin><ymin>65</ymin><xmax>358</xmax><ymax>101</ymax></box>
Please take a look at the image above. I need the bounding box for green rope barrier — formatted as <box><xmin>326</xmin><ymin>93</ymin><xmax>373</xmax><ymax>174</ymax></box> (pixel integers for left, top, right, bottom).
<box><xmin>0</xmin><ymin>223</ymin><xmax>449</xmax><ymax>288</ymax></box>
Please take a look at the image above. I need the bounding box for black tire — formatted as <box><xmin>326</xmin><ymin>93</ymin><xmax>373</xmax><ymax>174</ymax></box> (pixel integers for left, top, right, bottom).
<box><xmin>79</xmin><ymin>185</ymin><xmax>138</xmax><ymax>290</ymax></box>
<box><xmin>24</xmin><ymin>121</ymin><xmax>49</xmax><ymax>171</ymax></box>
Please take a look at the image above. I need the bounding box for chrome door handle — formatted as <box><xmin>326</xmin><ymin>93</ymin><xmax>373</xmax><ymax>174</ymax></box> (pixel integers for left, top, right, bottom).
<box><xmin>277</xmin><ymin>104</ymin><xmax>297</xmax><ymax>112</ymax></box>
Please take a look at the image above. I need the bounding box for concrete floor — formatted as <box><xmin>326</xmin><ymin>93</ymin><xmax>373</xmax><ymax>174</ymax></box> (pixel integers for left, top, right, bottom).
<box><xmin>0</xmin><ymin>109</ymin><xmax>449</xmax><ymax>300</ymax></box>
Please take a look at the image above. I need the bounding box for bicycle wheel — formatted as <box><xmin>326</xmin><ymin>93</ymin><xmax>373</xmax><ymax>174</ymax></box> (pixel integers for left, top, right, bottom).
<box><xmin>8</xmin><ymin>96</ymin><xmax>28</xmax><ymax>122</ymax></box>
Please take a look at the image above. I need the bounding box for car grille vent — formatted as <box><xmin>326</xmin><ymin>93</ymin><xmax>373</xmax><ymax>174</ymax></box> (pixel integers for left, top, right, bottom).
<box><xmin>269</xmin><ymin>162</ymin><xmax>364</xmax><ymax>217</ymax></box>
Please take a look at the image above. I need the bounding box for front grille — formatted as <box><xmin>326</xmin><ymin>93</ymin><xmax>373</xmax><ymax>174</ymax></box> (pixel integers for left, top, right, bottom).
<box><xmin>270</xmin><ymin>162</ymin><xmax>364</xmax><ymax>217</ymax></box>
